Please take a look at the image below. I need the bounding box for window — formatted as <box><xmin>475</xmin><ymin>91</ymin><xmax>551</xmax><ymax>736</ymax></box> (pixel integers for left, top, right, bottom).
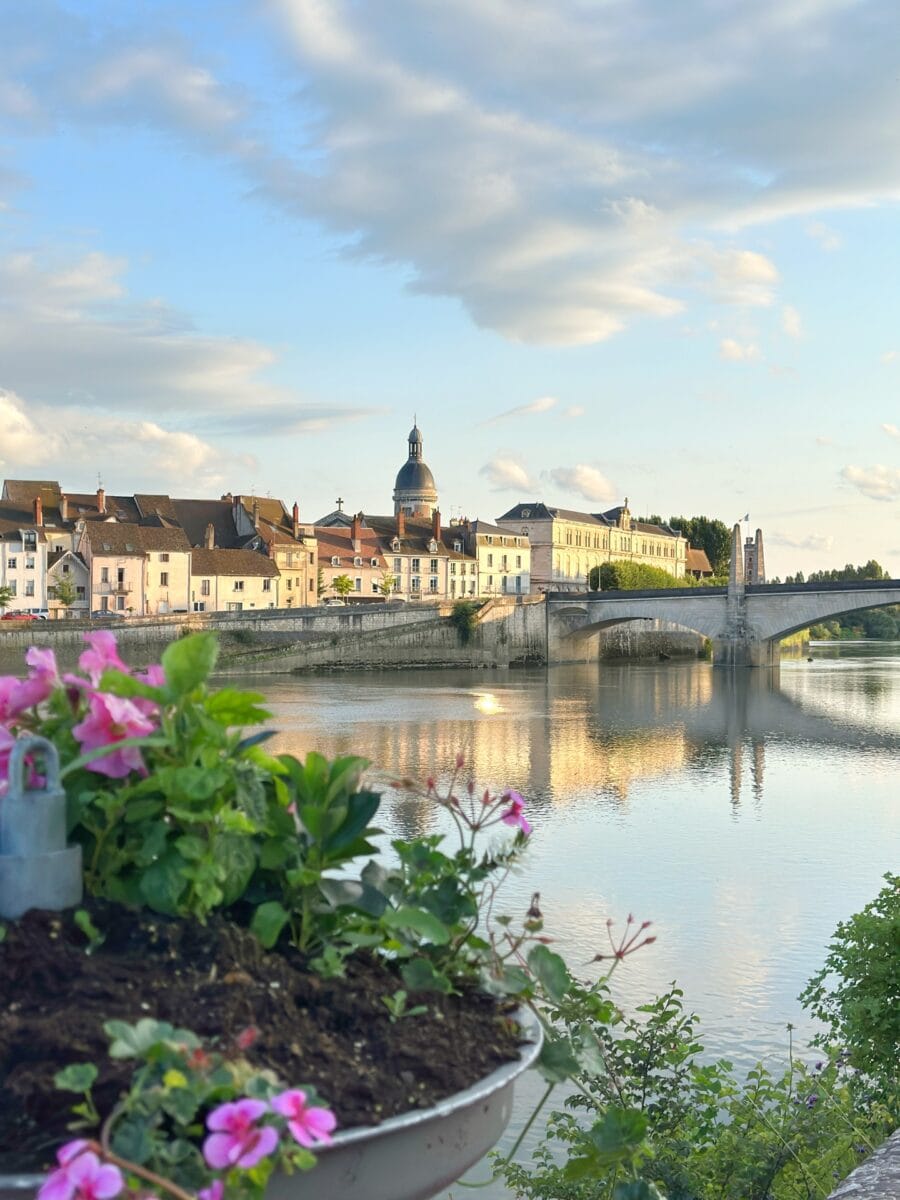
<box><xmin>309</xmin><ymin>552</ymin><xmax>314</xmax><ymax>564</ymax></box>
<box><xmin>391</xmin><ymin>537</ymin><xmax>400</xmax><ymax>551</ymax></box>
<box><xmin>488</xmin><ymin>575</ymin><xmax>493</xmax><ymax>588</ymax></box>
<box><xmin>450</xmin><ymin>562</ymin><xmax>456</xmax><ymax>575</ymax></box>
<box><xmin>262</xmin><ymin>578</ymin><xmax>272</xmax><ymax>592</ymax></box>
<box><xmin>411</xmin><ymin>576</ymin><xmax>421</xmax><ymax>591</ymax></box>
<box><xmin>25</xmin><ymin>581</ymin><xmax>34</xmax><ymax>596</ymax></box>
<box><xmin>160</xmin><ymin>572</ymin><xmax>169</xmax><ymax>586</ymax></box>
<box><xmin>429</xmin><ymin>577</ymin><xmax>438</xmax><ymax>592</ymax></box>
<box><xmin>353</xmin><ymin>557</ymin><xmax>362</xmax><ymax>567</ymax></box>
<box><xmin>453</xmin><ymin>540</ymin><xmax>462</xmax><ymax>552</ymax></box>
<box><xmin>25</xmin><ymin>557</ymin><xmax>35</xmax><ymax>570</ymax></box>
<box><xmin>501</xmin><ymin>556</ymin><xmax>508</xmax><ymax>570</ymax></box>
<box><xmin>286</xmin><ymin>577</ymin><xmax>293</xmax><ymax>589</ymax></box>
<box><xmin>371</xmin><ymin>557</ymin><xmax>379</xmax><ymax>568</ymax></box>
<box><xmin>76</xmin><ymin>586</ymin><xmax>85</xmax><ymax>598</ymax></box>
<box><xmin>501</xmin><ymin>576</ymin><xmax>508</xmax><ymax>592</ymax></box>
<box><xmin>193</xmin><ymin>602</ymin><xmax>206</xmax><ymax>612</ymax></box>
<box><xmin>160</xmin><ymin>553</ymin><xmax>170</xmax><ymax>563</ymax></box>
<box><xmin>372</xmin><ymin>582</ymin><xmax>380</xmax><ymax>593</ymax></box>
<box><xmin>201</xmin><ymin>579</ymin><xmax>210</xmax><ymax>596</ymax></box>
<box><xmin>23</xmin><ymin>532</ymin><xmax>36</xmax><ymax>549</ymax></box>
<box><xmin>428</xmin><ymin>539</ymin><xmax>438</xmax><ymax>553</ymax></box>
<box><xmin>7</xmin><ymin>557</ymin><xmax>15</xmax><ymax>569</ymax></box>
<box><xmin>226</xmin><ymin>602</ymin><xmax>243</xmax><ymax>612</ymax></box>
<box><xmin>62</xmin><ymin>563</ymin><xmax>70</xmax><ymax>574</ymax></box>
<box><xmin>516</xmin><ymin>555</ymin><xmax>522</xmax><ymax>568</ymax></box>
<box><xmin>429</xmin><ymin>558</ymin><xmax>438</xmax><ymax>573</ymax></box>
<box><xmin>101</xmin><ymin>567</ymin><xmax>109</xmax><ymax>583</ymax></box>
<box><xmin>393</xmin><ymin>557</ymin><xmax>402</xmax><ymax>572</ymax></box>
<box><xmin>234</xmin><ymin>580</ymin><xmax>244</xmax><ymax>592</ymax></box>
<box><xmin>331</xmin><ymin>556</ymin><xmax>340</xmax><ymax>566</ymax></box>
<box><xmin>355</xmin><ymin>577</ymin><xmax>362</xmax><ymax>592</ymax></box>
<box><xmin>521</xmin><ymin>508</ymin><xmax>531</xmax><ymax>518</ymax></box>
<box><xmin>411</xmin><ymin>557</ymin><xmax>420</xmax><ymax>571</ymax></box>
<box><xmin>116</xmin><ymin>596</ymin><xmax>125</xmax><ymax>611</ymax></box>
<box><xmin>486</xmin><ymin>536</ymin><xmax>493</xmax><ymax>545</ymax></box>
<box><xmin>309</xmin><ymin>579</ymin><xmax>314</xmax><ymax>591</ymax></box>
<box><xmin>487</xmin><ymin>553</ymin><xmax>493</xmax><ymax>567</ymax></box>
<box><xmin>117</xmin><ymin>568</ymin><xmax>125</xmax><ymax>586</ymax></box>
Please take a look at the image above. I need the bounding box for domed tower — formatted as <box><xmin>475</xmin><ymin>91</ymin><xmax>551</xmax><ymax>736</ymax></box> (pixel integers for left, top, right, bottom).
<box><xmin>393</xmin><ymin>422</ymin><xmax>438</xmax><ymax>518</ymax></box>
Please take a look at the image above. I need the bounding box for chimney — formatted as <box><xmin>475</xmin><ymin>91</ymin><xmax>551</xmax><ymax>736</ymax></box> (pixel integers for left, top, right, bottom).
<box><xmin>60</xmin><ymin>494</ymin><xmax>69</xmax><ymax>521</ymax></box>
<box><xmin>96</xmin><ymin>487</ymin><xmax>106</xmax><ymax>515</ymax></box>
<box><xmin>397</xmin><ymin>511</ymin><xmax>406</xmax><ymax>539</ymax></box>
<box><xmin>292</xmin><ymin>501</ymin><xmax>300</xmax><ymax>540</ymax></box>
<box><xmin>33</xmin><ymin>496</ymin><xmax>43</xmax><ymax>527</ymax></box>
<box><xmin>204</xmin><ymin>522</ymin><xmax>215</xmax><ymax>550</ymax></box>
<box><xmin>351</xmin><ymin>512</ymin><xmax>362</xmax><ymax>552</ymax></box>
<box><xmin>252</xmin><ymin>498</ymin><xmax>260</xmax><ymax>528</ymax></box>
<box><xmin>432</xmin><ymin>508</ymin><xmax>441</xmax><ymax>541</ymax></box>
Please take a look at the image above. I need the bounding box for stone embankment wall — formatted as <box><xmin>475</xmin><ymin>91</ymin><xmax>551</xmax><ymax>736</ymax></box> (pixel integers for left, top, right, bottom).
<box><xmin>597</xmin><ymin>620</ymin><xmax>704</xmax><ymax>660</ymax></box>
<box><xmin>0</xmin><ymin>598</ymin><xmax>548</xmax><ymax>674</ymax></box>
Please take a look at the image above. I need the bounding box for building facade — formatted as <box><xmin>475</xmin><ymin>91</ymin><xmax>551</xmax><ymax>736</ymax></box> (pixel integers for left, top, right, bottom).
<box><xmin>497</xmin><ymin>500</ymin><xmax>687</xmax><ymax>591</ymax></box>
<box><xmin>455</xmin><ymin>519</ymin><xmax>531</xmax><ymax>597</ymax></box>
<box><xmin>189</xmin><ymin>548</ymin><xmax>280</xmax><ymax>611</ymax></box>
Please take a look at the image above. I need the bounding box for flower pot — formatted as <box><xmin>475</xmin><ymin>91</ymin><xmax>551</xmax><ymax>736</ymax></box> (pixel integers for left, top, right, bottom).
<box><xmin>0</xmin><ymin>1010</ymin><xmax>541</xmax><ymax>1200</ymax></box>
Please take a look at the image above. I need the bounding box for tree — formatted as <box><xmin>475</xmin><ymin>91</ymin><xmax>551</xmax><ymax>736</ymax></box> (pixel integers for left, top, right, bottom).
<box><xmin>0</xmin><ymin>585</ymin><xmax>13</xmax><ymax>612</ymax></box>
<box><xmin>331</xmin><ymin>574</ymin><xmax>354</xmax><ymax>599</ymax></box>
<box><xmin>590</xmin><ymin>561</ymin><xmax>694</xmax><ymax>591</ymax></box>
<box><xmin>378</xmin><ymin>571</ymin><xmax>398</xmax><ymax>597</ymax></box>
<box><xmin>317</xmin><ymin>567</ymin><xmax>326</xmax><ymax>598</ymax></box>
<box><xmin>667</xmin><ymin>514</ymin><xmax>732</xmax><ymax>576</ymax></box>
<box><xmin>50</xmin><ymin>576</ymin><xmax>78</xmax><ymax>614</ymax></box>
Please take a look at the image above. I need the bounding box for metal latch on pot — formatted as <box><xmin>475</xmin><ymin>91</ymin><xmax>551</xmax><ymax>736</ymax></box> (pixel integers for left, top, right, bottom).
<box><xmin>0</xmin><ymin>735</ymin><xmax>82</xmax><ymax>920</ymax></box>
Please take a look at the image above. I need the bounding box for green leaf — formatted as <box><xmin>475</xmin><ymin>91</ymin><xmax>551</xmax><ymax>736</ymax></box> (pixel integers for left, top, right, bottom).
<box><xmin>613</xmin><ymin>1182</ymin><xmax>664</xmax><ymax>1200</ymax></box>
<box><xmin>97</xmin><ymin>668</ymin><xmax>162</xmax><ymax>702</ymax></box>
<box><xmin>215</xmin><ymin>833</ymin><xmax>257</xmax><ymax>906</ymax></box>
<box><xmin>400</xmin><ymin>957</ymin><xmax>453</xmax><ymax>994</ymax></box>
<box><xmin>484</xmin><ymin>964</ymin><xmax>532</xmax><ymax>996</ymax></box>
<box><xmin>111</xmin><ymin>1116</ymin><xmax>154</xmax><ymax>1165</ymax></box>
<box><xmin>382</xmin><ymin>906</ymin><xmax>450</xmax><ymax>945</ymax></box>
<box><xmin>251</xmin><ymin>901</ymin><xmax>290</xmax><ymax>948</ymax></box>
<box><xmin>537</xmin><ymin>1033</ymin><xmax>581</xmax><ymax>1083</ymax></box>
<box><xmin>206</xmin><ymin>688</ymin><xmax>271</xmax><ymax>725</ymax></box>
<box><xmin>162</xmin><ymin>632</ymin><xmax>219</xmax><ymax>695</ymax></box>
<box><xmin>527</xmin><ymin>944</ymin><xmax>571</xmax><ymax>1003</ymax></box>
<box><xmin>138</xmin><ymin>851</ymin><xmax>188</xmax><ymax>915</ymax></box>
<box><xmin>54</xmin><ymin>1063</ymin><xmax>98</xmax><ymax>1092</ymax></box>
<box><xmin>319</xmin><ymin>876</ymin><xmax>388</xmax><ymax>917</ymax></box>
<box><xmin>104</xmin><ymin>1018</ymin><xmax>199</xmax><ymax>1059</ymax></box>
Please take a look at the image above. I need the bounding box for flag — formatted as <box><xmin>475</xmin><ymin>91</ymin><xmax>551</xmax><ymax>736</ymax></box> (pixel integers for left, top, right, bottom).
<box><xmin>741</xmin><ymin>513</ymin><xmax>750</xmax><ymax>522</ymax></box>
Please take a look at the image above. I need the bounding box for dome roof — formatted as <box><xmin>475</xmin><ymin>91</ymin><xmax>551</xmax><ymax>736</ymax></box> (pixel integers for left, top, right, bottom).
<box><xmin>395</xmin><ymin>459</ymin><xmax>436</xmax><ymax>492</ymax></box>
<box><xmin>408</xmin><ymin>424</ymin><xmax>423</xmax><ymax>445</ymax></box>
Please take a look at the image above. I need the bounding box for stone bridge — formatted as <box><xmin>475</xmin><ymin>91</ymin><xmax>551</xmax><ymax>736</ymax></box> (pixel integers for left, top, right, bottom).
<box><xmin>547</xmin><ymin>578</ymin><xmax>900</xmax><ymax>667</ymax></box>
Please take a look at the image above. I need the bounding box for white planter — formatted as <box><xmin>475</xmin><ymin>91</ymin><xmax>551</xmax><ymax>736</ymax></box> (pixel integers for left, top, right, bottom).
<box><xmin>1</xmin><ymin>1011</ymin><xmax>541</xmax><ymax>1200</ymax></box>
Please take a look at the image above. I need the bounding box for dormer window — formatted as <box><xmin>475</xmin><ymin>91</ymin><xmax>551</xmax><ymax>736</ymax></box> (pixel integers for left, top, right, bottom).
<box><xmin>428</xmin><ymin>538</ymin><xmax>438</xmax><ymax>552</ymax></box>
<box><xmin>331</xmin><ymin>556</ymin><xmax>340</xmax><ymax>566</ymax></box>
<box><xmin>353</xmin><ymin>556</ymin><xmax>362</xmax><ymax>567</ymax></box>
<box><xmin>453</xmin><ymin>540</ymin><xmax>462</xmax><ymax>552</ymax></box>
<box><xmin>521</xmin><ymin>509</ymin><xmax>531</xmax><ymax>518</ymax></box>
<box><xmin>391</xmin><ymin>537</ymin><xmax>400</xmax><ymax>551</ymax></box>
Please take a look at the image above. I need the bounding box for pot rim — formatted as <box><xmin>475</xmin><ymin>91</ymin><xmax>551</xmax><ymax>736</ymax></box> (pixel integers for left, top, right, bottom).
<box><xmin>0</xmin><ymin>1006</ymin><xmax>542</xmax><ymax>1191</ymax></box>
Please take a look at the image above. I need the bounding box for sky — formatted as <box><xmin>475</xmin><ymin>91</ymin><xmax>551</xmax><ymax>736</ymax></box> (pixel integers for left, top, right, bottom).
<box><xmin>1</xmin><ymin>0</ymin><xmax>899</xmax><ymax>577</ymax></box>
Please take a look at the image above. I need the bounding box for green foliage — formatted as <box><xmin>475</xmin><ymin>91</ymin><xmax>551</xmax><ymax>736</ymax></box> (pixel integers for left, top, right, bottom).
<box><xmin>378</xmin><ymin>570</ymin><xmax>398</xmax><ymax>597</ymax></box>
<box><xmin>591</xmin><ymin>562</ymin><xmax>695</xmax><ymax>591</ymax></box>
<box><xmin>331</xmin><ymin>573</ymin><xmax>354</xmax><ymax>598</ymax></box>
<box><xmin>667</xmin><ymin>515</ymin><xmax>732</xmax><ymax>575</ymax></box>
<box><xmin>50</xmin><ymin>576</ymin><xmax>79</xmax><ymax>608</ymax></box>
<box><xmin>381</xmin><ymin>989</ymin><xmax>428</xmax><ymax>1022</ymax></box>
<box><xmin>0</xmin><ymin>584</ymin><xmax>13</xmax><ymax>611</ymax></box>
<box><xmin>800</xmin><ymin>872</ymin><xmax>900</xmax><ymax>1110</ymax></box>
<box><xmin>786</xmin><ymin>559</ymin><xmax>890</xmax><ymax>584</ymax></box>
<box><xmin>502</xmin><ymin>983</ymin><xmax>893</xmax><ymax>1200</ymax></box>
<box><xmin>316</xmin><ymin>566</ymin><xmax>326</xmax><ymax>597</ymax></box>
<box><xmin>449</xmin><ymin>599</ymin><xmax>480</xmax><ymax>643</ymax></box>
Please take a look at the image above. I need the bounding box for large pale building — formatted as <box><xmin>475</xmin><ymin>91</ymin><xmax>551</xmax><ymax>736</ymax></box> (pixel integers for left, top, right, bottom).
<box><xmin>497</xmin><ymin>500</ymin><xmax>687</xmax><ymax>591</ymax></box>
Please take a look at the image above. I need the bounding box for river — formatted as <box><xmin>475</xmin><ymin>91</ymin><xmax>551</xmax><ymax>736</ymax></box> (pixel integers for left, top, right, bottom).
<box><xmin>234</xmin><ymin>642</ymin><xmax>900</xmax><ymax>1197</ymax></box>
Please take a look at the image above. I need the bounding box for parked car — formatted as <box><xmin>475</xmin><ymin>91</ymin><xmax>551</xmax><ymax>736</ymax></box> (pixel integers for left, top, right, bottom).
<box><xmin>1</xmin><ymin>611</ymin><xmax>39</xmax><ymax>620</ymax></box>
<box><xmin>90</xmin><ymin>609</ymin><xmax>126</xmax><ymax>619</ymax></box>
<box><xmin>322</xmin><ymin>597</ymin><xmax>347</xmax><ymax>606</ymax></box>
<box><xmin>25</xmin><ymin>608</ymin><xmax>50</xmax><ymax>620</ymax></box>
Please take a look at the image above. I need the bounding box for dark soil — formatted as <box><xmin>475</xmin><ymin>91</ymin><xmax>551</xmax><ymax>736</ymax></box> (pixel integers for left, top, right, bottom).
<box><xmin>0</xmin><ymin>901</ymin><xmax>524</xmax><ymax>1173</ymax></box>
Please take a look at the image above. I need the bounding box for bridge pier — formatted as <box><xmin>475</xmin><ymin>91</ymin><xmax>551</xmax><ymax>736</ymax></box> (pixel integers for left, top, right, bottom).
<box><xmin>712</xmin><ymin>637</ymin><xmax>780</xmax><ymax>668</ymax></box>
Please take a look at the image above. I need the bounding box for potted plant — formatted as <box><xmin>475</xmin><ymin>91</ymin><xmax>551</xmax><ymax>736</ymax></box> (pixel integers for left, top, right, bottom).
<box><xmin>0</xmin><ymin>632</ymin><xmax>546</xmax><ymax>1200</ymax></box>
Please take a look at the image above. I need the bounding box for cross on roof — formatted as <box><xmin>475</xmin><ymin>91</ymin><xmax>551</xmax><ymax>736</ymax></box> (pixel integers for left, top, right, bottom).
<box><xmin>336</xmin><ymin>496</ymin><xmax>344</xmax><ymax>511</ymax></box>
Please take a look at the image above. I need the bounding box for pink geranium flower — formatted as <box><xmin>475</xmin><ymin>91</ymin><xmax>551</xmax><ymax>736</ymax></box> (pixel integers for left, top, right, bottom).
<box><xmin>78</xmin><ymin>632</ymin><xmax>129</xmax><ymax>686</ymax></box>
<box><xmin>203</xmin><ymin>1099</ymin><xmax>279</xmax><ymax>1170</ymax></box>
<box><xmin>25</xmin><ymin>646</ymin><xmax>60</xmax><ymax>687</ymax></box>
<box><xmin>37</xmin><ymin>1144</ymin><xmax>121</xmax><ymax>1200</ymax></box>
<box><xmin>501</xmin><ymin>791</ymin><xmax>532</xmax><ymax>837</ymax></box>
<box><xmin>72</xmin><ymin>692</ymin><xmax>156</xmax><ymax>778</ymax></box>
<box><xmin>198</xmin><ymin>1182</ymin><xmax>224</xmax><ymax>1200</ymax></box>
<box><xmin>271</xmin><ymin>1089</ymin><xmax>337</xmax><ymax>1149</ymax></box>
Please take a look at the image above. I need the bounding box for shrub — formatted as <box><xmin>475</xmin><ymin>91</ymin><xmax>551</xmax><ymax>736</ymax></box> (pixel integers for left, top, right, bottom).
<box><xmin>590</xmin><ymin>563</ymin><xmax>695</xmax><ymax>591</ymax></box>
<box><xmin>449</xmin><ymin>600</ymin><xmax>480</xmax><ymax>644</ymax></box>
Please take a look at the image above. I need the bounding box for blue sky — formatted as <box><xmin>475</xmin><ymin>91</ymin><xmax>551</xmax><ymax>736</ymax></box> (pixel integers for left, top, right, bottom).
<box><xmin>1</xmin><ymin>0</ymin><xmax>899</xmax><ymax>576</ymax></box>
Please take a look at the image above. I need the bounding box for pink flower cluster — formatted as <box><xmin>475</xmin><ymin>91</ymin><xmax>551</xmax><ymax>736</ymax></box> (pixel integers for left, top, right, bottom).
<box><xmin>202</xmin><ymin>1091</ymin><xmax>337</xmax><ymax>1172</ymax></box>
<box><xmin>0</xmin><ymin>632</ymin><xmax>163</xmax><ymax>791</ymax></box>
<box><xmin>38</xmin><ymin>1142</ymin><xmax>123</xmax><ymax>1200</ymax></box>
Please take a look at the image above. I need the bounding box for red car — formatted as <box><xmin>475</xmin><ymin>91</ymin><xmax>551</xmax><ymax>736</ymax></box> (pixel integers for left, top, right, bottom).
<box><xmin>1</xmin><ymin>612</ymin><xmax>39</xmax><ymax>620</ymax></box>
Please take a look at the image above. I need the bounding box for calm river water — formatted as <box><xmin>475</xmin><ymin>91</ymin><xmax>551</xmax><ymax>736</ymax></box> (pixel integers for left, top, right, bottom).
<box><xmin>235</xmin><ymin>642</ymin><xmax>899</xmax><ymax>1197</ymax></box>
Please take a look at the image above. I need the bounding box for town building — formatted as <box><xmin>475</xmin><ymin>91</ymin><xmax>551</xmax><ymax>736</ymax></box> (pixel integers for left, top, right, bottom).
<box><xmin>454</xmin><ymin>519</ymin><xmax>531</xmax><ymax>597</ymax></box>
<box><xmin>47</xmin><ymin>550</ymin><xmax>89</xmax><ymax>618</ymax></box>
<box><xmin>686</xmin><ymin>548</ymin><xmax>714</xmax><ymax>579</ymax></box>
<box><xmin>78</xmin><ymin>523</ymin><xmax>192</xmax><ymax>615</ymax></box>
<box><xmin>189</xmin><ymin>548</ymin><xmax>280</xmax><ymax>611</ymax></box>
<box><xmin>496</xmin><ymin>500</ymin><xmax>687</xmax><ymax>591</ymax></box>
<box><xmin>315</xmin><ymin>515</ymin><xmax>388</xmax><ymax>600</ymax></box>
<box><xmin>363</xmin><ymin>510</ymin><xmax>476</xmax><ymax>600</ymax></box>
<box><xmin>393</xmin><ymin>423</ymin><xmax>438</xmax><ymax>518</ymax></box>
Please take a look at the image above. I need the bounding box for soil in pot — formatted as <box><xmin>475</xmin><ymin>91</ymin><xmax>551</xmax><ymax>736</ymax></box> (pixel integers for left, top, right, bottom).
<box><xmin>0</xmin><ymin>901</ymin><xmax>523</xmax><ymax>1174</ymax></box>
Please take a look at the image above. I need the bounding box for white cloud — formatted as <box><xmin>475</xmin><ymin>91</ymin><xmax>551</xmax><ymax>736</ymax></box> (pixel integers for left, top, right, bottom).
<box><xmin>767</xmin><ymin>530</ymin><xmax>834</xmax><ymax>553</ymax></box>
<box><xmin>882</xmin><ymin>423</ymin><xmax>900</xmax><ymax>439</ymax></box>
<box><xmin>880</xmin><ymin>350</ymin><xmax>897</xmax><ymax>363</ymax></box>
<box><xmin>781</xmin><ymin>305</ymin><xmax>802</xmax><ymax>338</ymax></box>
<box><xmin>840</xmin><ymin>464</ymin><xmax>900</xmax><ymax>502</ymax></box>
<box><xmin>0</xmin><ymin>249</ymin><xmax>375</xmax><ymax>434</ymax></box>
<box><xmin>719</xmin><ymin>338</ymin><xmax>759</xmax><ymax>361</ymax></box>
<box><xmin>6</xmin><ymin>0</ymin><xmax>900</xmax><ymax>345</ymax></box>
<box><xmin>479</xmin><ymin>457</ymin><xmax>536</xmax><ymax>492</ymax></box>
<box><xmin>562</xmin><ymin>405</ymin><xmax>585</xmax><ymax>419</ymax></box>
<box><xmin>548</xmin><ymin>464</ymin><xmax>616</xmax><ymax>504</ymax></box>
<box><xmin>0</xmin><ymin>389</ymin><xmax>254</xmax><ymax>491</ymax></box>
<box><xmin>482</xmin><ymin>396</ymin><xmax>557</xmax><ymax>425</ymax></box>
<box><xmin>806</xmin><ymin>221</ymin><xmax>842</xmax><ymax>252</ymax></box>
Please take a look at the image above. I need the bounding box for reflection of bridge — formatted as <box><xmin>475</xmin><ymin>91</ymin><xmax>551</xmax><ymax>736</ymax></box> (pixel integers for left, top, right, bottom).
<box><xmin>548</xmin><ymin>548</ymin><xmax>900</xmax><ymax>668</ymax></box>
